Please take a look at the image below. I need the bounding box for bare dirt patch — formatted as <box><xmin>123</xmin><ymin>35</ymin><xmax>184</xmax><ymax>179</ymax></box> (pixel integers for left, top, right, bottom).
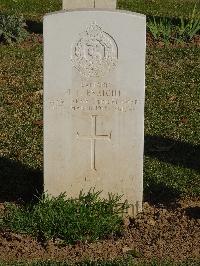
<box><xmin>0</xmin><ymin>198</ymin><xmax>199</xmax><ymax>263</ymax></box>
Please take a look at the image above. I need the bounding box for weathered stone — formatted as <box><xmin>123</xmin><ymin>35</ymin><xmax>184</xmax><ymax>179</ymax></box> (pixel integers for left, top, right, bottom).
<box><xmin>63</xmin><ymin>0</ymin><xmax>94</xmax><ymax>9</ymax></box>
<box><xmin>62</xmin><ymin>0</ymin><xmax>116</xmax><ymax>9</ymax></box>
<box><xmin>95</xmin><ymin>0</ymin><xmax>116</xmax><ymax>8</ymax></box>
<box><xmin>44</xmin><ymin>10</ymin><xmax>146</xmax><ymax>216</ymax></box>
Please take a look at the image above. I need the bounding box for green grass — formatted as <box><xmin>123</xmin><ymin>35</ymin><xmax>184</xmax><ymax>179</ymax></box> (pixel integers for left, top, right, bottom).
<box><xmin>0</xmin><ymin>0</ymin><xmax>199</xmax><ymax>21</ymax></box>
<box><xmin>0</xmin><ymin>43</ymin><xmax>43</xmax><ymax>168</ymax></box>
<box><xmin>0</xmin><ymin>0</ymin><xmax>62</xmax><ymax>21</ymax></box>
<box><xmin>147</xmin><ymin>13</ymin><xmax>200</xmax><ymax>44</ymax></box>
<box><xmin>1</xmin><ymin>191</ymin><xmax>127</xmax><ymax>244</ymax></box>
<box><xmin>0</xmin><ymin>13</ymin><xmax>27</xmax><ymax>44</ymax></box>
<box><xmin>145</xmin><ymin>48</ymin><xmax>200</xmax><ymax>143</ymax></box>
<box><xmin>144</xmin><ymin>47</ymin><xmax>200</xmax><ymax>200</ymax></box>
<box><xmin>118</xmin><ymin>0</ymin><xmax>200</xmax><ymax>19</ymax></box>
<box><xmin>0</xmin><ymin>42</ymin><xmax>43</xmax><ymax>201</ymax></box>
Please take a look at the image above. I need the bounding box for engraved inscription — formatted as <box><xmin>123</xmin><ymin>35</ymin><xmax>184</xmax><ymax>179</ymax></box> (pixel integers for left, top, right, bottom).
<box><xmin>71</xmin><ymin>22</ymin><xmax>118</xmax><ymax>78</ymax></box>
<box><xmin>77</xmin><ymin>115</ymin><xmax>111</xmax><ymax>171</ymax></box>
<box><xmin>128</xmin><ymin>201</ymin><xmax>141</xmax><ymax>217</ymax></box>
<box><xmin>48</xmin><ymin>83</ymin><xmax>142</xmax><ymax>113</ymax></box>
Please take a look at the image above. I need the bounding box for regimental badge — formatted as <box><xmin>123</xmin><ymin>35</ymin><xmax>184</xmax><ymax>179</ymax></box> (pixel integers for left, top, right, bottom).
<box><xmin>71</xmin><ymin>22</ymin><xmax>118</xmax><ymax>78</ymax></box>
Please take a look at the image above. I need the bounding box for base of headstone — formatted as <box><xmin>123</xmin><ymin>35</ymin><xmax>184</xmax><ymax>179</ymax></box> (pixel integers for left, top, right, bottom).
<box><xmin>128</xmin><ymin>202</ymin><xmax>142</xmax><ymax>217</ymax></box>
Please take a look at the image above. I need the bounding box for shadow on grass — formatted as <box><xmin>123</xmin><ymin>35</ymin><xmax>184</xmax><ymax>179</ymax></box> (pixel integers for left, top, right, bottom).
<box><xmin>26</xmin><ymin>20</ymin><xmax>43</xmax><ymax>34</ymax></box>
<box><xmin>0</xmin><ymin>157</ymin><xmax>43</xmax><ymax>203</ymax></box>
<box><xmin>143</xmin><ymin>180</ymin><xmax>182</xmax><ymax>207</ymax></box>
<box><xmin>0</xmin><ymin>135</ymin><xmax>199</xmax><ymax>205</ymax></box>
<box><xmin>144</xmin><ymin>135</ymin><xmax>200</xmax><ymax>173</ymax></box>
<box><xmin>184</xmin><ymin>207</ymin><xmax>200</xmax><ymax>219</ymax></box>
<box><xmin>144</xmin><ymin>135</ymin><xmax>200</xmax><ymax>206</ymax></box>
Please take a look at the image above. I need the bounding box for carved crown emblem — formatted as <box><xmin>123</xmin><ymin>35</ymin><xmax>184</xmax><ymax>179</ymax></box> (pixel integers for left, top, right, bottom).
<box><xmin>71</xmin><ymin>22</ymin><xmax>118</xmax><ymax>78</ymax></box>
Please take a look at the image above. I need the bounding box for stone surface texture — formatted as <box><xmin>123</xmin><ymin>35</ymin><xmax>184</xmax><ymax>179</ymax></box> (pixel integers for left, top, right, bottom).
<box><xmin>95</xmin><ymin>0</ymin><xmax>116</xmax><ymax>8</ymax></box>
<box><xmin>44</xmin><ymin>10</ymin><xmax>146</xmax><ymax>216</ymax></box>
<box><xmin>63</xmin><ymin>0</ymin><xmax>116</xmax><ymax>9</ymax></box>
<box><xmin>63</xmin><ymin>0</ymin><xmax>94</xmax><ymax>9</ymax></box>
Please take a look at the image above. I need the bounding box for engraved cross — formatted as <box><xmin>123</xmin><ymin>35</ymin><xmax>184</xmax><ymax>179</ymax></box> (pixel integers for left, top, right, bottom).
<box><xmin>77</xmin><ymin>115</ymin><xmax>111</xmax><ymax>171</ymax></box>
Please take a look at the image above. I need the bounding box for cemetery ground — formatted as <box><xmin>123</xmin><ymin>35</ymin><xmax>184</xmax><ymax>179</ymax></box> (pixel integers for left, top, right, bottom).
<box><xmin>0</xmin><ymin>0</ymin><xmax>200</xmax><ymax>265</ymax></box>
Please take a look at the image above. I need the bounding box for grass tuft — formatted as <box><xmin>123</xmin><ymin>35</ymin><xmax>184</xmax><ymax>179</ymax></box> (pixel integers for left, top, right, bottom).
<box><xmin>1</xmin><ymin>191</ymin><xmax>128</xmax><ymax>244</ymax></box>
<box><xmin>0</xmin><ymin>12</ymin><xmax>27</xmax><ymax>44</ymax></box>
<box><xmin>147</xmin><ymin>5</ymin><xmax>200</xmax><ymax>45</ymax></box>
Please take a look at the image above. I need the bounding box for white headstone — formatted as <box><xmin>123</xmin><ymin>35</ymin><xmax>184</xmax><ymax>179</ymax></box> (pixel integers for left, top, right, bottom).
<box><xmin>44</xmin><ymin>10</ymin><xmax>146</xmax><ymax>216</ymax></box>
<box><xmin>63</xmin><ymin>0</ymin><xmax>116</xmax><ymax>9</ymax></box>
<box><xmin>95</xmin><ymin>0</ymin><xmax>116</xmax><ymax>8</ymax></box>
<box><xmin>63</xmin><ymin>0</ymin><xmax>94</xmax><ymax>9</ymax></box>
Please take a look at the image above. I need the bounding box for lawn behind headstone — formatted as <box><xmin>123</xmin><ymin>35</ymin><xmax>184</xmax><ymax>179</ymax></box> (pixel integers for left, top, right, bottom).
<box><xmin>0</xmin><ymin>0</ymin><xmax>199</xmax><ymax>20</ymax></box>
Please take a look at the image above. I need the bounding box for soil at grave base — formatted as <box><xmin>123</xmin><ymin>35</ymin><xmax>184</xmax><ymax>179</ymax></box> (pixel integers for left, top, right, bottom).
<box><xmin>0</xmin><ymin>198</ymin><xmax>199</xmax><ymax>264</ymax></box>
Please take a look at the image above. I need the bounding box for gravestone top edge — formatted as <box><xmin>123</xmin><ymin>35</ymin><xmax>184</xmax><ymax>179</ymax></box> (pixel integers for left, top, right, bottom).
<box><xmin>43</xmin><ymin>9</ymin><xmax>146</xmax><ymax>20</ymax></box>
